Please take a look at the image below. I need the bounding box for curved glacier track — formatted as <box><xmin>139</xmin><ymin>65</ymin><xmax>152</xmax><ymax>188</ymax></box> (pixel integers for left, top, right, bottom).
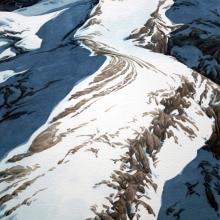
<box><xmin>0</xmin><ymin>0</ymin><xmax>106</xmax><ymax>158</ymax></box>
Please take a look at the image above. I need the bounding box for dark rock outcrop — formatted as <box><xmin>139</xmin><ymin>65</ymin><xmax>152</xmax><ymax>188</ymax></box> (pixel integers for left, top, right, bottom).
<box><xmin>0</xmin><ymin>0</ymin><xmax>41</xmax><ymax>12</ymax></box>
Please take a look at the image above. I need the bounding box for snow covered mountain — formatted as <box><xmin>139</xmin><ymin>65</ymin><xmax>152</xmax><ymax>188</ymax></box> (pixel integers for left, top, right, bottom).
<box><xmin>127</xmin><ymin>0</ymin><xmax>220</xmax><ymax>84</ymax></box>
<box><xmin>0</xmin><ymin>0</ymin><xmax>219</xmax><ymax>219</ymax></box>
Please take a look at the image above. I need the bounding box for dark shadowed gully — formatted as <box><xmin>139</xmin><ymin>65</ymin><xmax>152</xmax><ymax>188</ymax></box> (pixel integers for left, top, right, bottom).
<box><xmin>0</xmin><ymin>0</ymin><xmax>41</xmax><ymax>12</ymax></box>
<box><xmin>0</xmin><ymin>0</ymin><xmax>106</xmax><ymax>158</ymax></box>
<box><xmin>127</xmin><ymin>0</ymin><xmax>220</xmax><ymax>85</ymax></box>
<box><xmin>166</xmin><ymin>0</ymin><xmax>220</xmax><ymax>85</ymax></box>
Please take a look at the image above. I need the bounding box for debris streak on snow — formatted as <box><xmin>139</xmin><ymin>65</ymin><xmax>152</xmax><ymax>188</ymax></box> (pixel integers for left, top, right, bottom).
<box><xmin>0</xmin><ymin>0</ymin><xmax>219</xmax><ymax>220</ymax></box>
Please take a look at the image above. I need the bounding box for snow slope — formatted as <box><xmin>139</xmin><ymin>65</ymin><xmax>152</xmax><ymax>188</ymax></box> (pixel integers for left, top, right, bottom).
<box><xmin>0</xmin><ymin>0</ymin><xmax>219</xmax><ymax>220</ymax></box>
<box><xmin>0</xmin><ymin>0</ymin><xmax>105</xmax><ymax>157</ymax></box>
<box><xmin>126</xmin><ymin>0</ymin><xmax>220</xmax><ymax>85</ymax></box>
<box><xmin>13</xmin><ymin>0</ymin><xmax>82</xmax><ymax>16</ymax></box>
<box><xmin>0</xmin><ymin>9</ymin><xmax>66</xmax><ymax>61</ymax></box>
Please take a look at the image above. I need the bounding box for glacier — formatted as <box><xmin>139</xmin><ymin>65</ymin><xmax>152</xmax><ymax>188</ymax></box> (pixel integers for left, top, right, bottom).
<box><xmin>0</xmin><ymin>0</ymin><xmax>219</xmax><ymax>219</ymax></box>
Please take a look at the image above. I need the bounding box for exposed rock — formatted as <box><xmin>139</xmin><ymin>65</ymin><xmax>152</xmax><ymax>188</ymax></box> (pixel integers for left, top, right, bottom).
<box><xmin>0</xmin><ymin>164</ymin><xmax>39</xmax><ymax>183</ymax></box>
<box><xmin>8</xmin><ymin>123</ymin><xmax>62</xmax><ymax>162</ymax></box>
<box><xmin>127</xmin><ymin>0</ymin><xmax>182</xmax><ymax>54</ymax></box>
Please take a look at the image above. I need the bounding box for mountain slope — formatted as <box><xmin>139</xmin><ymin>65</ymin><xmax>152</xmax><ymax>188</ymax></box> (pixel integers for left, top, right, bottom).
<box><xmin>0</xmin><ymin>0</ymin><xmax>105</xmax><ymax>157</ymax></box>
<box><xmin>0</xmin><ymin>0</ymin><xmax>219</xmax><ymax>219</ymax></box>
<box><xmin>127</xmin><ymin>0</ymin><xmax>220</xmax><ymax>84</ymax></box>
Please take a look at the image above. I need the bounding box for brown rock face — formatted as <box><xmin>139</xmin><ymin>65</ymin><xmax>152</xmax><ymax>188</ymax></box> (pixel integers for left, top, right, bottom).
<box><xmin>127</xmin><ymin>1</ymin><xmax>220</xmax><ymax>86</ymax></box>
<box><xmin>8</xmin><ymin>123</ymin><xmax>62</xmax><ymax>162</ymax></box>
<box><xmin>126</xmin><ymin>1</ymin><xmax>182</xmax><ymax>54</ymax></box>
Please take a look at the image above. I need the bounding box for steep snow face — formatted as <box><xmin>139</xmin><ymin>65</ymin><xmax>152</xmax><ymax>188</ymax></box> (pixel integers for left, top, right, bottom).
<box><xmin>13</xmin><ymin>0</ymin><xmax>82</xmax><ymax>16</ymax></box>
<box><xmin>75</xmin><ymin>0</ymin><xmax>159</xmax><ymax>55</ymax></box>
<box><xmin>0</xmin><ymin>0</ymin><xmax>41</xmax><ymax>12</ymax></box>
<box><xmin>125</xmin><ymin>0</ymin><xmax>220</xmax><ymax>84</ymax></box>
<box><xmin>0</xmin><ymin>10</ymin><xmax>65</xmax><ymax>61</ymax></box>
<box><xmin>0</xmin><ymin>0</ymin><xmax>219</xmax><ymax>220</ymax></box>
<box><xmin>0</xmin><ymin>0</ymin><xmax>105</xmax><ymax>157</ymax></box>
<box><xmin>125</xmin><ymin>0</ymin><xmax>181</xmax><ymax>54</ymax></box>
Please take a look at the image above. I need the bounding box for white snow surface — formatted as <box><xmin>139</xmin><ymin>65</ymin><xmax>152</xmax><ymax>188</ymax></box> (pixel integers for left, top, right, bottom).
<box><xmin>13</xmin><ymin>0</ymin><xmax>79</xmax><ymax>16</ymax></box>
<box><xmin>0</xmin><ymin>9</ymin><xmax>66</xmax><ymax>55</ymax></box>
<box><xmin>0</xmin><ymin>69</ymin><xmax>28</xmax><ymax>83</ymax></box>
<box><xmin>0</xmin><ymin>0</ymin><xmax>219</xmax><ymax>220</ymax></box>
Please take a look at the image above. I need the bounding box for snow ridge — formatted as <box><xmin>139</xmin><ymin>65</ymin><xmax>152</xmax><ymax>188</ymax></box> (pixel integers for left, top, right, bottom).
<box><xmin>0</xmin><ymin>0</ymin><xmax>219</xmax><ymax>220</ymax></box>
